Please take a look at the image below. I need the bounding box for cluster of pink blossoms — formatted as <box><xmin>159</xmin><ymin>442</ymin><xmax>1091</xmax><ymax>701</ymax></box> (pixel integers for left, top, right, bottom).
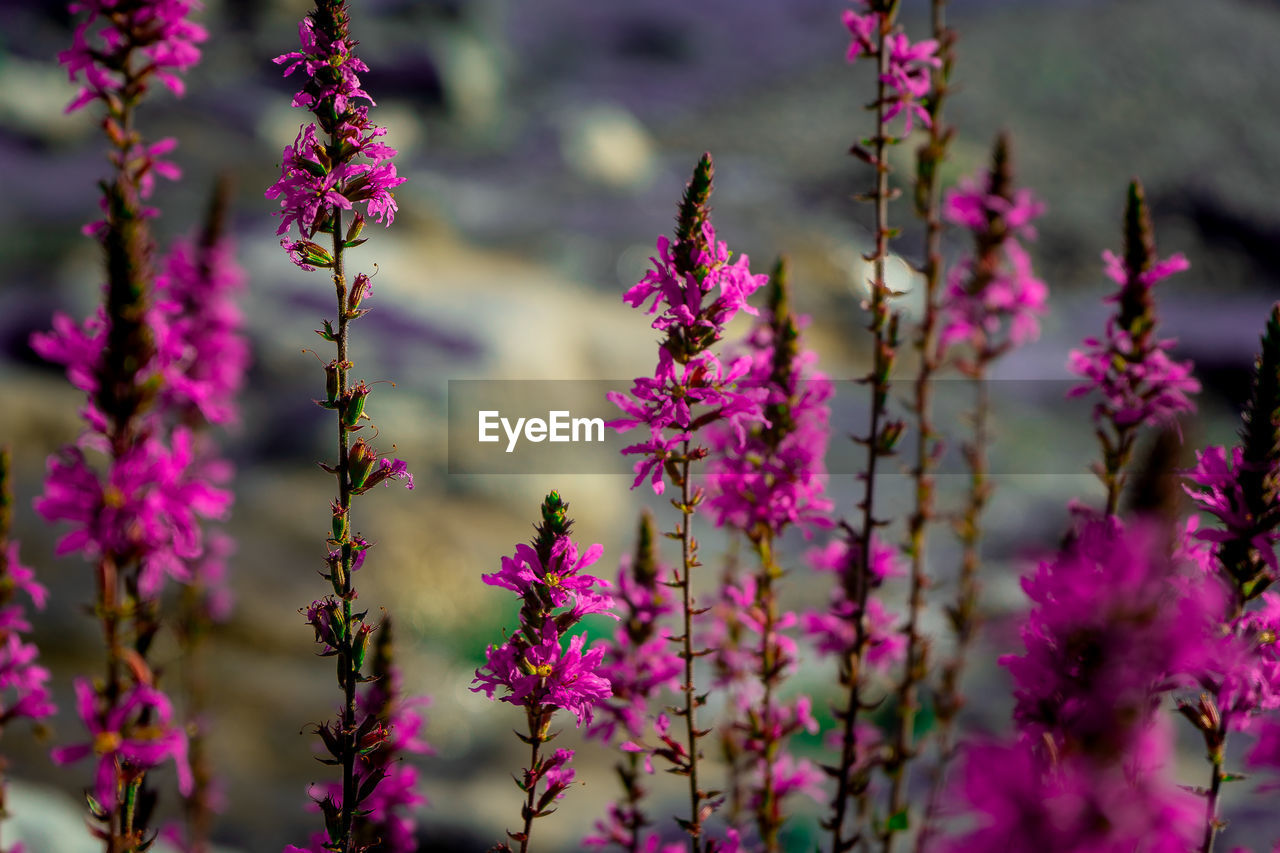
<box><xmin>0</xmin><ymin>519</ymin><xmax>55</xmax><ymax>738</ymax></box>
<box><xmin>705</xmin><ymin>300</ymin><xmax>834</xmax><ymax>534</ymax></box>
<box><xmin>608</xmin><ymin>220</ymin><xmax>769</xmax><ymax>494</ymax></box>
<box><xmin>53</xmin><ymin>679</ymin><xmax>194</xmax><ymax>814</ymax></box>
<box><xmin>60</xmin><ymin>0</ymin><xmax>207</xmax><ymax>110</ymax></box>
<box><xmin>473</xmin><ymin>535</ymin><xmax>614</xmax><ymax>724</ymax></box>
<box><xmin>937</xmin><ymin>166</ymin><xmax>1048</xmax><ymax>360</ymax></box>
<box><xmin>842</xmin><ymin>2</ymin><xmax>940</xmax><ymax>134</ymax></box>
<box><xmin>803</xmin><ymin>532</ymin><xmax>905</xmax><ymax>670</ymax></box>
<box><xmin>1067</xmin><ymin>244</ymin><xmax>1198</xmax><ymax>430</ymax></box>
<box><xmin>944</xmin><ymin>517</ymin><xmax>1216</xmax><ymax>852</ymax></box>
<box><xmin>473</xmin><ymin>493</ymin><xmax>614</xmax><ymax>846</ymax></box>
<box><xmin>32</xmin><ymin>229</ymin><xmax>244</xmax><ymax>605</ymax></box>
<box><xmin>59</xmin><ymin>0</ymin><xmax>206</xmax><ymax>234</ymax></box>
<box><xmin>267</xmin><ymin>8</ymin><xmax>406</xmax><ymax>266</ymax></box>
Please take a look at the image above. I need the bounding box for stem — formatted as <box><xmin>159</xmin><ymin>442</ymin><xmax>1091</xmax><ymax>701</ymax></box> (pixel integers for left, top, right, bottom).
<box><xmin>1102</xmin><ymin>424</ymin><xmax>1137</xmax><ymax>517</ymax></box>
<box><xmin>622</xmin><ymin>751</ymin><xmax>644</xmax><ymax>853</ymax></box>
<box><xmin>329</xmin><ymin>200</ymin><xmax>357</xmax><ymax>853</ymax></box>
<box><xmin>678</xmin><ymin>450</ymin><xmax>703</xmax><ymax>853</ymax></box>
<box><xmin>883</xmin><ymin>5</ymin><xmax>949</xmax><ymax>844</ymax></box>
<box><xmin>519</xmin><ymin>708</ymin><xmax>545</xmax><ymax>853</ymax></box>
<box><xmin>753</xmin><ymin>534</ymin><xmax>782</xmax><ymax>852</ymax></box>
<box><xmin>830</xmin><ymin>13</ymin><xmax>894</xmax><ymax>852</ymax></box>
<box><xmin>1201</xmin><ymin>726</ymin><xmax>1227</xmax><ymax>853</ymax></box>
<box><xmin>918</xmin><ymin>373</ymin><xmax>988</xmax><ymax>852</ymax></box>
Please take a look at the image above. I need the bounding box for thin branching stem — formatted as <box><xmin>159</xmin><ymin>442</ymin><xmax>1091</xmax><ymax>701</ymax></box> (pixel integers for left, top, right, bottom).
<box><xmin>678</xmin><ymin>449</ymin><xmax>705</xmax><ymax>853</ymax></box>
<box><xmin>830</xmin><ymin>12</ymin><xmax>895</xmax><ymax>851</ymax></box>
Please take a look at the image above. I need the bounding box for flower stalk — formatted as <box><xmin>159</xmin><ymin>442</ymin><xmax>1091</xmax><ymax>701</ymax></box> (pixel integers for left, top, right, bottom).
<box><xmin>884</xmin><ymin>2</ymin><xmax>954</xmax><ymax>846</ymax></box>
<box><xmin>827</xmin><ymin>1</ymin><xmax>940</xmax><ymax>846</ymax></box>
<box><xmin>269</xmin><ymin>4</ymin><xmax>415</xmax><ymax>851</ymax></box>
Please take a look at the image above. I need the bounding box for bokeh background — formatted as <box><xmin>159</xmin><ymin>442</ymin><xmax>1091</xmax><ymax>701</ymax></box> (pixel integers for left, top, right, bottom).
<box><xmin>1</xmin><ymin>0</ymin><xmax>1278</xmax><ymax>849</ymax></box>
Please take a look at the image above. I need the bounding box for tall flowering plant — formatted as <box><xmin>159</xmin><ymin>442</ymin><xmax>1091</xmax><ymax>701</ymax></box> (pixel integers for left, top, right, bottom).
<box><xmin>267</xmin><ymin>3</ymin><xmax>417</xmax><ymax>851</ymax></box>
<box><xmin>608</xmin><ymin>153</ymin><xmax>767</xmax><ymax>852</ymax></box>
<box><xmin>34</xmin><ymin>2</ymin><xmax>238</xmax><ymax>847</ymax></box>
<box><xmin>1068</xmin><ymin>179</ymin><xmax>1199</xmax><ymax>516</ymax></box>
<box><xmin>473</xmin><ymin>492</ymin><xmax>614</xmax><ymax>852</ymax></box>
<box><xmin>583</xmin><ymin>511</ymin><xmax>683</xmax><ymax>853</ymax></box>
<box><xmin>914</xmin><ymin>135</ymin><xmax>1047</xmax><ymax>847</ymax></box>
<box><xmin>826</xmin><ymin>4</ymin><xmax>938</xmax><ymax>850</ymax></box>
<box><xmin>703</xmin><ymin>260</ymin><xmax>832</xmax><ymax>851</ymax></box>
<box><xmin>891</xmin><ymin>3</ymin><xmax>954</xmax><ymax>843</ymax></box>
<box><xmin>1181</xmin><ymin>306</ymin><xmax>1280</xmax><ymax>852</ymax></box>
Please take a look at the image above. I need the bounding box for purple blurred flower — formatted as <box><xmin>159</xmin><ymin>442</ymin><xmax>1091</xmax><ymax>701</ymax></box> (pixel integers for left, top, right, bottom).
<box><xmin>59</xmin><ymin>0</ymin><xmax>207</xmax><ymax>111</ymax></box>
<box><xmin>938</xmin><ymin>148</ymin><xmax>1048</xmax><ymax>361</ymax></box>
<box><xmin>52</xmin><ymin>679</ymin><xmax>192</xmax><ymax>813</ymax></box>
<box><xmin>942</xmin><ymin>728</ymin><xmax>1200</xmax><ymax>853</ymax></box>
<box><xmin>36</xmin><ymin>427</ymin><xmax>231</xmax><ymax>599</ymax></box>
<box><xmin>1002</xmin><ymin>515</ymin><xmax>1223</xmax><ymax>758</ymax></box>
<box><xmin>841</xmin><ymin>3</ymin><xmax>939</xmax><ymax>134</ymax></box>
<box><xmin>1067</xmin><ymin>197</ymin><xmax>1198</xmax><ymax>431</ymax></box>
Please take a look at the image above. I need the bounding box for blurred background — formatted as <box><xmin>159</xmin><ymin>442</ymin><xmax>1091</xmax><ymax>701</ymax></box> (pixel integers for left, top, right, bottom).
<box><xmin>1</xmin><ymin>0</ymin><xmax>1279</xmax><ymax>849</ymax></box>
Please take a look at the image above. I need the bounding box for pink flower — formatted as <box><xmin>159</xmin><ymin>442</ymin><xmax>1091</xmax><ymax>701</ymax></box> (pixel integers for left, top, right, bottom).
<box><xmin>1002</xmin><ymin>515</ymin><xmax>1224</xmax><ymax>757</ymax></box>
<box><xmin>36</xmin><ymin>427</ymin><xmax>232</xmax><ymax>599</ymax></box>
<box><xmin>938</xmin><ymin>157</ymin><xmax>1048</xmax><ymax>362</ymax></box>
<box><xmin>267</xmin><ymin>6</ymin><xmax>406</xmax><ymax>264</ymax></box>
<box><xmin>1185</xmin><ymin>445</ymin><xmax>1280</xmax><ymax>577</ymax></box>
<box><xmin>1067</xmin><ymin>239</ymin><xmax>1198</xmax><ymax>430</ymax></box>
<box><xmin>840</xmin><ymin>4</ymin><xmax>940</xmax><ymax>134</ymax></box>
<box><xmin>59</xmin><ymin>0</ymin><xmax>207</xmax><ymax>112</ymax></box>
<box><xmin>942</xmin><ymin>731</ymin><xmax>1200</xmax><ymax>853</ymax></box>
<box><xmin>483</xmin><ymin>538</ymin><xmax>609</xmax><ymax>612</ymax></box>
<box><xmin>706</xmin><ymin>301</ymin><xmax>834</xmax><ymax>536</ymax></box>
<box><xmin>52</xmin><ymin>679</ymin><xmax>192</xmax><ymax>813</ymax></box>
<box><xmin>473</xmin><ymin>623</ymin><xmax>612</xmax><ymax>727</ymax></box>
<box><xmin>622</xmin><ymin>226</ymin><xmax>764</xmax><ymax>338</ymax></box>
<box><xmin>153</xmin><ymin>233</ymin><xmax>248</xmax><ymax>426</ymax></box>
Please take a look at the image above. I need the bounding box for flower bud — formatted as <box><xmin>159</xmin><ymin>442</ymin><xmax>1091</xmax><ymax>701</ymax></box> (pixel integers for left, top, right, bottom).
<box><xmin>324</xmin><ymin>359</ymin><xmax>340</xmax><ymax>406</ymax></box>
<box><xmin>348</xmin><ymin>273</ymin><xmax>371</xmax><ymax>313</ymax></box>
<box><xmin>330</xmin><ymin>501</ymin><xmax>349</xmax><ymax>543</ymax></box>
<box><xmin>344</xmin><ymin>213</ymin><xmax>366</xmax><ymax>247</ymax></box>
<box><xmin>342</xmin><ymin>381</ymin><xmax>370</xmax><ymax>428</ymax></box>
<box><xmin>349</xmin><ymin>439</ymin><xmax>377</xmax><ymax>489</ymax></box>
<box><xmin>305</xmin><ymin>596</ymin><xmax>345</xmax><ymax>650</ymax></box>
<box><xmin>352</xmin><ymin>622</ymin><xmax>374</xmax><ymax>673</ymax></box>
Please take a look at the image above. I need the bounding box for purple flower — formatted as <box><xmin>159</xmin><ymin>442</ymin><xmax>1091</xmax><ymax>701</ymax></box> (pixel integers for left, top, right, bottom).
<box><xmin>622</xmin><ymin>226</ymin><xmax>764</xmax><ymax>338</ymax></box>
<box><xmin>1067</xmin><ymin>184</ymin><xmax>1198</xmax><ymax>432</ymax></box>
<box><xmin>483</xmin><ymin>537</ymin><xmax>608</xmax><ymax>612</ymax></box>
<box><xmin>805</xmin><ymin>533</ymin><xmax>906</xmax><ymax>669</ymax></box>
<box><xmin>1002</xmin><ymin>515</ymin><xmax>1223</xmax><ymax>758</ymax></box>
<box><xmin>266</xmin><ymin>5</ymin><xmax>406</xmax><ymax>262</ymax></box>
<box><xmin>938</xmin><ymin>146</ymin><xmax>1048</xmax><ymax>362</ymax></box>
<box><xmin>473</xmin><ymin>623</ymin><xmax>611</xmax><ymax>727</ymax></box>
<box><xmin>841</xmin><ymin>3</ymin><xmax>940</xmax><ymax>134</ymax></box>
<box><xmin>942</xmin><ymin>728</ymin><xmax>1200</xmax><ymax>853</ymax></box>
<box><xmin>52</xmin><ymin>679</ymin><xmax>192</xmax><ymax>813</ymax></box>
<box><xmin>1186</xmin><ymin>445</ymin><xmax>1280</xmax><ymax>577</ymax></box>
<box><xmin>59</xmin><ymin>0</ymin><xmax>207</xmax><ymax>112</ymax></box>
<box><xmin>153</xmin><ymin>233</ymin><xmax>249</xmax><ymax>426</ymax></box>
<box><xmin>274</xmin><ymin>15</ymin><xmax>373</xmax><ymax>114</ymax></box>
<box><xmin>944</xmin><ymin>173</ymin><xmax>1045</xmax><ymax>239</ymax></box>
<box><xmin>36</xmin><ymin>427</ymin><xmax>232</xmax><ymax>599</ymax></box>
<box><xmin>706</xmin><ymin>275</ymin><xmax>835</xmax><ymax>536</ymax></box>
